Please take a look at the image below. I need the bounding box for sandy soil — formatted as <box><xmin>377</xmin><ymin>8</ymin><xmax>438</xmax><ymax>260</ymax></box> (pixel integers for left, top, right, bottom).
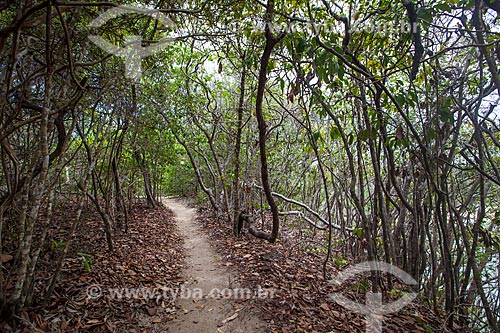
<box><xmin>162</xmin><ymin>198</ymin><xmax>268</xmax><ymax>333</ymax></box>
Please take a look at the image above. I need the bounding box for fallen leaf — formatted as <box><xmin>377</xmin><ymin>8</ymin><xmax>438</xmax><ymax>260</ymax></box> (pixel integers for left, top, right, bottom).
<box><xmin>222</xmin><ymin>312</ymin><xmax>239</xmax><ymax>324</ymax></box>
<box><xmin>1</xmin><ymin>254</ymin><xmax>13</xmax><ymax>263</ymax></box>
<box><xmin>146</xmin><ymin>307</ymin><xmax>157</xmax><ymax>316</ymax></box>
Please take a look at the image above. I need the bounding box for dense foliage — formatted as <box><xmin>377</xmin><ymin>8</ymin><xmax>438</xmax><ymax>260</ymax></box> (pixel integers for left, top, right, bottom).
<box><xmin>1</xmin><ymin>0</ymin><xmax>499</xmax><ymax>331</ymax></box>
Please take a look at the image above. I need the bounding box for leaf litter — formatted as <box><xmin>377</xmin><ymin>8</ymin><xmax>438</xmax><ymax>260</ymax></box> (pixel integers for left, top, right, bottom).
<box><xmin>4</xmin><ymin>202</ymin><xmax>185</xmax><ymax>332</ymax></box>
<box><xmin>3</xmin><ymin>199</ymin><xmax>471</xmax><ymax>333</ymax></box>
<box><xmin>196</xmin><ymin>204</ymin><xmax>465</xmax><ymax>333</ymax></box>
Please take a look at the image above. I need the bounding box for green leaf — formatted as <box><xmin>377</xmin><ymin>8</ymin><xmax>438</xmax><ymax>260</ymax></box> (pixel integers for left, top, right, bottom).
<box><xmin>334</xmin><ymin>256</ymin><xmax>348</xmax><ymax>267</ymax></box>
<box><xmin>317</xmin><ymin>64</ymin><xmax>328</xmax><ymax>83</ymax></box>
<box><xmin>434</xmin><ymin>3</ymin><xmax>451</xmax><ymax>12</ymax></box>
<box><xmin>417</xmin><ymin>7</ymin><xmax>434</xmax><ymax>24</ymax></box>
<box><xmin>426</xmin><ymin>127</ymin><xmax>437</xmax><ymax>140</ymax></box>
<box><xmin>358</xmin><ymin>129</ymin><xmax>374</xmax><ymax>141</ymax></box>
<box><xmin>329</xmin><ymin>126</ymin><xmax>341</xmax><ymax>141</ymax></box>
<box><xmin>337</xmin><ymin>62</ymin><xmax>345</xmax><ymax>81</ymax></box>
<box><xmin>312</xmin><ymin>131</ymin><xmax>322</xmax><ymax>143</ymax></box>
<box><xmin>493</xmin><ymin>211</ymin><xmax>500</xmax><ymax>226</ymax></box>
<box><xmin>395</xmin><ymin>93</ymin><xmax>407</xmax><ymax>107</ymax></box>
<box><xmin>353</xmin><ymin>227</ymin><xmax>363</xmax><ymax>239</ymax></box>
<box><xmin>438</xmin><ymin>107</ymin><xmax>454</xmax><ymax>124</ymax></box>
<box><xmin>266</xmin><ymin>59</ymin><xmax>276</xmax><ymax>73</ymax></box>
<box><xmin>348</xmin><ymin>133</ymin><xmax>355</xmax><ymax>145</ymax></box>
<box><xmin>83</xmin><ymin>258</ymin><xmax>91</xmax><ymax>272</ymax></box>
<box><xmin>296</xmin><ymin>37</ymin><xmax>307</xmax><ymax>54</ymax></box>
<box><xmin>407</xmin><ymin>90</ymin><xmax>417</xmax><ymax>107</ymax></box>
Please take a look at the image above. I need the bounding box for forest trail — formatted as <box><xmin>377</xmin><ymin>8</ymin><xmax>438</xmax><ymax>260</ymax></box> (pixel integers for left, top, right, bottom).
<box><xmin>162</xmin><ymin>198</ymin><xmax>268</xmax><ymax>333</ymax></box>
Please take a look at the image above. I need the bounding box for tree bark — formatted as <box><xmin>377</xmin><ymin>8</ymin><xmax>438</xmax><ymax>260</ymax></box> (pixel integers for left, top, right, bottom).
<box><xmin>233</xmin><ymin>57</ymin><xmax>246</xmax><ymax>236</ymax></box>
<box><xmin>133</xmin><ymin>150</ymin><xmax>158</xmax><ymax>208</ymax></box>
<box><xmin>253</xmin><ymin>0</ymin><xmax>285</xmax><ymax>243</ymax></box>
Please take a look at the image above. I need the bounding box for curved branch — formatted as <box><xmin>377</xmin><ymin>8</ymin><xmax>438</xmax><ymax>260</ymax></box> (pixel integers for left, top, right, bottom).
<box><xmin>253</xmin><ymin>184</ymin><xmax>353</xmax><ymax>233</ymax></box>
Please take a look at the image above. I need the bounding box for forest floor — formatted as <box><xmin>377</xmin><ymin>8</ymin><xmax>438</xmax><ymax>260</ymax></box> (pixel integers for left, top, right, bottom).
<box><xmin>2</xmin><ymin>201</ymin><xmax>187</xmax><ymax>332</ymax></box>
<box><xmin>2</xmin><ymin>198</ymin><xmax>455</xmax><ymax>333</ymax></box>
<box><xmin>195</xmin><ymin>204</ymin><xmax>452</xmax><ymax>333</ymax></box>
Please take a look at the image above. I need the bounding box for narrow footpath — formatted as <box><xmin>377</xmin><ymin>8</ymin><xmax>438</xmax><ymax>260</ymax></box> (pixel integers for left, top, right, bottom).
<box><xmin>163</xmin><ymin>198</ymin><xmax>268</xmax><ymax>333</ymax></box>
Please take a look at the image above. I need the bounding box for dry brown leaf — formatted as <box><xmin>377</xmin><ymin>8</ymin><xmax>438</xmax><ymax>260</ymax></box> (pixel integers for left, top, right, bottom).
<box><xmin>320</xmin><ymin>303</ymin><xmax>330</xmax><ymax>311</ymax></box>
<box><xmin>146</xmin><ymin>306</ymin><xmax>157</xmax><ymax>316</ymax></box>
<box><xmin>1</xmin><ymin>254</ymin><xmax>13</xmax><ymax>263</ymax></box>
<box><xmin>222</xmin><ymin>312</ymin><xmax>239</xmax><ymax>324</ymax></box>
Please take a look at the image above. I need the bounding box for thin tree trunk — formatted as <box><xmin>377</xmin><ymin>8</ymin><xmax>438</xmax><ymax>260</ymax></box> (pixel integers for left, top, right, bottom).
<box><xmin>9</xmin><ymin>4</ymin><xmax>52</xmax><ymax>312</ymax></box>
<box><xmin>112</xmin><ymin>156</ymin><xmax>128</xmax><ymax>231</ymax></box>
<box><xmin>233</xmin><ymin>58</ymin><xmax>246</xmax><ymax>236</ymax></box>
<box><xmin>77</xmin><ymin>124</ymin><xmax>114</xmax><ymax>252</ymax></box>
<box><xmin>252</xmin><ymin>0</ymin><xmax>285</xmax><ymax>242</ymax></box>
<box><xmin>134</xmin><ymin>150</ymin><xmax>157</xmax><ymax>208</ymax></box>
<box><xmin>44</xmin><ymin>172</ymin><xmax>93</xmax><ymax>303</ymax></box>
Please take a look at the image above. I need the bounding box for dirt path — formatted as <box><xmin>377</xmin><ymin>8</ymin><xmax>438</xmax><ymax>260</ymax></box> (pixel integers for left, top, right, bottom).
<box><xmin>163</xmin><ymin>198</ymin><xmax>268</xmax><ymax>333</ymax></box>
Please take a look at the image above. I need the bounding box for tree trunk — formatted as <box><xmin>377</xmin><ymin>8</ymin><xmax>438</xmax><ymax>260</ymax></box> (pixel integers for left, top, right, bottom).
<box><xmin>252</xmin><ymin>0</ymin><xmax>285</xmax><ymax>243</ymax></box>
<box><xmin>134</xmin><ymin>150</ymin><xmax>158</xmax><ymax>208</ymax></box>
<box><xmin>112</xmin><ymin>156</ymin><xmax>128</xmax><ymax>231</ymax></box>
<box><xmin>233</xmin><ymin>58</ymin><xmax>246</xmax><ymax>236</ymax></box>
<box><xmin>8</xmin><ymin>6</ymin><xmax>52</xmax><ymax>313</ymax></box>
